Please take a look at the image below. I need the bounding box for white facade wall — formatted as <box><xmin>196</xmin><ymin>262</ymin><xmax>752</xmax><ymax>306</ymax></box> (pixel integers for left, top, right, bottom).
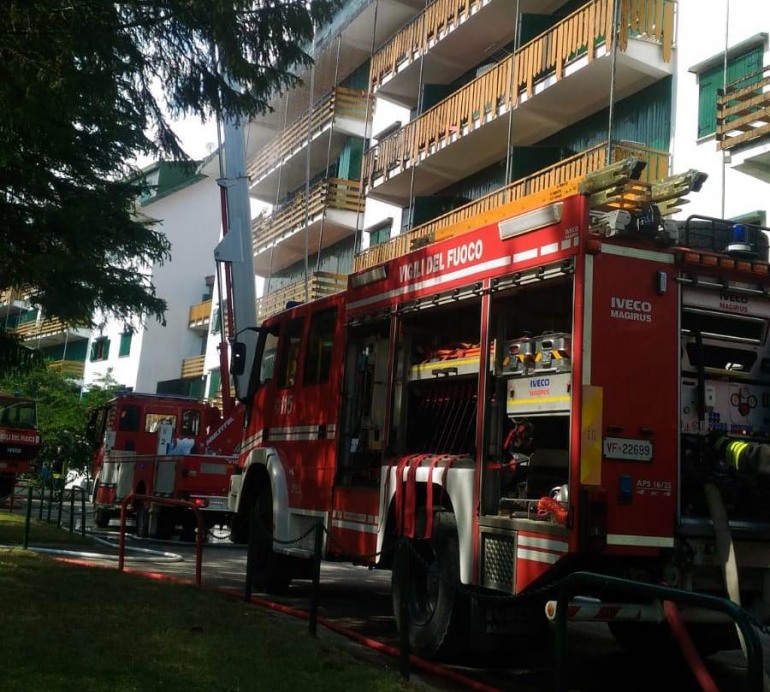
<box><xmin>672</xmin><ymin>0</ymin><xmax>769</xmax><ymax>222</ymax></box>
<box><xmin>83</xmin><ymin>175</ymin><xmax>222</xmax><ymax>393</ymax></box>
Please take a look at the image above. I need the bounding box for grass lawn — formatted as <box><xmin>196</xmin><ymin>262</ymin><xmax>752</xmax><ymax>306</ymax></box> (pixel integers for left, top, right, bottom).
<box><xmin>0</xmin><ymin>513</ymin><xmax>414</xmax><ymax>692</ymax></box>
<box><xmin>0</xmin><ymin>507</ymin><xmax>96</xmax><ymax>547</ymax></box>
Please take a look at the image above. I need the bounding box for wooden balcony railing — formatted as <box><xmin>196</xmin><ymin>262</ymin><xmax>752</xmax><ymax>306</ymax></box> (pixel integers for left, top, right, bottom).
<box><xmin>355</xmin><ymin>140</ymin><xmax>669</xmax><ymax>271</ymax></box>
<box><xmin>188</xmin><ymin>300</ymin><xmax>212</xmax><ymax>328</ymax></box>
<box><xmin>181</xmin><ymin>354</ymin><xmax>205</xmax><ymax>379</ymax></box>
<box><xmin>257</xmin><ymin>272</ymin><xmax>347</xmax><ymax>320</ymax></box>
<box><xmin>46</xmin><ymin>360</ymin><xmax>85</xmax><ymax>379</ymax></box>
<box><xmin>12</xmin><ymin>316</ymin><xmax>89</xmax><ymax>341</ymax></box>
<box><xmin>373</xmin><ymin>0</ymin><xmax>673</xmax><ymax>92</ymax></box>
<box><xmin>365</xmin><ymin>0</ymin><xmax>674</xmax><ymax>186</ymax></box>
<box><xmin>717</xmin><ymin>65</ymin><xmax>770</xmax><ymax>151</ymax></box>
<box><xmin>1</xmin><ymin>288</ymin><xmax>26</xmax><ymax>306</ymax></box>
<box><xmin>371</xmin><ymin>0</ymin><xmax>487</xmax><ymax>91</ymax></box>
<box><xmin>252</xmin><ymin>178</ymin><xmax>364</xmax><ymax>250</ymax></box>
<box><xmin>246</xmin><ymin>87</ymin><xmax>371</xmax><ymax>183</ymax></box>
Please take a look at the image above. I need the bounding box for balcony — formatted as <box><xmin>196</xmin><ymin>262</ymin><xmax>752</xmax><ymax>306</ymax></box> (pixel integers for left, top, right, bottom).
<box><xmin>0</xmin><ymin>288</ymin><xmax>31</xmax><ymax>323</ymax></box>
<box><xmin>252</xmin><ymin>178</ymin><xmax>364</xmax><ymax>275</ymax></box>
<box><xmin>247</xmin><ymin>87</ymin><xmax>372</xmax><ymax>204</ymax></box>
<box><xmin>371</xmin><ymin>0</ymin><xmax>566</xmax><ymax>107</ymax></box>
<box><xmin>188</xmin><ymin>300</ymin><xmax>212</xmax><ymax>332</ymax></box>
<box><xmin>12</xmin><ymin>315</ymin><xmax>91</xmax><ymax>349</ymax></box>
<box><xmin>354</xmin><ymin>140</ymin><xmax>669</xmax><ymax>271</ymax></box>
<box><xmin>717</xmin><ymin>65</ymin><xmax>770</xmax><ymax>183</ymax></box>
<box><xmin>258</xmin><ymin>272</ymin><xmax>347</xmax><ymax>320</ymax></box>
<box><xmin>181</xmin><ymin>355</ymin><xmax>205</xmax><ymax>379</ymax></box>
<box><xmin>46</xmin><ymin>360</ymin><xmax>85</xmax><ymax>379</ymax></box>
<box><xmin>364</xmin><ymin>0</ymin><xmax>674</xmax><ymax>205</ymax></box>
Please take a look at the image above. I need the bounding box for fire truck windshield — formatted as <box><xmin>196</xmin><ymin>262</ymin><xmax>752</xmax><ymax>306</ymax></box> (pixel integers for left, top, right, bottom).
<box><xmin>0</xmin><ymin>398</ymin><xmax>37</xmax><ymax>429</ymax></box>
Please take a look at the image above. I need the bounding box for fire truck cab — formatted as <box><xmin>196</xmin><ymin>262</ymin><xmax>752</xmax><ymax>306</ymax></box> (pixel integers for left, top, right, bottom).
<box><xmin>0</xmin><ymin>392</ymin><xmax>40</xmax><ymax>501</ymax></box>
<box><xmin>88</xmin><ymin>393</ymin><xmax>236</xmax><ymax>538</ymax></box>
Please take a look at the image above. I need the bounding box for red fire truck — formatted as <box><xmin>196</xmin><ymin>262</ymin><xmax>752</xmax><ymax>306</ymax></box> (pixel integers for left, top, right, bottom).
<box><xmin>224</xmin><ymin>156</ymin><xmax>770</xmax><ymax>657</ymax></box>
<box><xmin>88</xmin><ymin>393</ymin><xmax>241</xmax><ymax>538</ymax></box>
<box><xmin>0</xmin><ymin>392</ymin><xmax>40</xmax><ymax>501</ymax></box>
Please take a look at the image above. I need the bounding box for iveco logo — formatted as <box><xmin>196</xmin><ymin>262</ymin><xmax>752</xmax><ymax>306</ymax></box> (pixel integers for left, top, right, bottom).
<box><xmin>530</xmin><ymin>378</ymin><xmax>550</xmax><ymax>388</ymax></box>
<box><xmin>720</xmin><ymin>291</ymin><xmax>748</xmax><ymax>304</ymax></box>
<box><xmin>610</xmin><ymin>296</ymin><xmax>652</xmax><ymax>323</ymax></box>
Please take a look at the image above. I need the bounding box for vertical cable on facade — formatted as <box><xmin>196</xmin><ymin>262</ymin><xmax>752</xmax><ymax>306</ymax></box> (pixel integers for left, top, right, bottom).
<box><xmin>721</xmin><ymin>0</ymin><xmax>731</xmax><ymax>218</ymax></box>
<box><xmin>303</xmin><ymin>25</ymin><xmax>318</xmax><ymax>303</ymax></box>
<box><xmin>354</xmin><ymin>0</ymin><xmax>379</xmax><ymax>258</ymax></box>
<box><xmin>504</xmin><ymin>0</ymin><xmax>522</xmax><ymax>191</ymax></box>
<box><xmin>606</xmin><ymin>0</ymin><xmax>622</xmax><ymax>163</ymax></box>
<box><xmin>315</xmin><ymin>35</ymin><xmax>343</xmax><ymax>273</ymax></box>
<box><xmin>265</xmin><ymin>97</ymin><xmax>291</xmax><ymax>299</ymax></box>
<box><xmin>406</xmin><ymin>0</ymin><xmax>430</xmax><ymax>231</ymax></box>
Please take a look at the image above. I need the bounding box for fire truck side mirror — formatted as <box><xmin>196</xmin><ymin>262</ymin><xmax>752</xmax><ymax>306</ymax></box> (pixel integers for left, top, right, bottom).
<box><xmin>230</xmin><ymin>341</ymin><xmax>246</xmax><ymax>376</ymax></box>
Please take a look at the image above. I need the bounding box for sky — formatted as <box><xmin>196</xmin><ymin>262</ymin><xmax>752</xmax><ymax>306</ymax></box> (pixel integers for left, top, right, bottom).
<box><xmin>135</xmin><ymin>116</ymin><xmax>220</xmax><ymax>169</ymax></box>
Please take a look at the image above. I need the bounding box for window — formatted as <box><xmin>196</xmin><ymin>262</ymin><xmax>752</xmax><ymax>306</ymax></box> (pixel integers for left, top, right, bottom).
<box><xmin>145</xmin><ymin>413</ymin><xmax>177</xmax><ymax>433</ymax></box>
<box><xmin>119</xmin><ymin>331</ymin><xmax>132</xmax><ymax>357</ymax></box>
<box><xmin>304</xmin><ymin>308</ymin><xmax>337</xmax><ymax>386</ymax></box>
<box><xmin>207</xmin><ymin>369</ymin><xmax>221</xmax><ymax>398</ymax></box>
<box><xmin>181</xmin><ymin>409</ymin><xmax>201</xmax><ymax>436</ymax></box>
<box><xmin>90</xmin><ymin>337</ymin><xmax>110</xmax><ymax>362</ymax></box>
<box><xmin>261</xmin><ymin>332</ymin><xmax>279</xmax><ymax>384</ymax></box>
<box><xmin>277</xmin><ymin>318</ymin><xmax>304</xmax><ymax>389</ymax></box>
<box><xmin>118</xmin><ymin>404</ymin><xmax>140</xmax><ymax>432</ymax></box>
<box><xmin>697</xmin><ymin>45</ymin><xmax>763</xmax><ymax>139</ymax></box>
<box><xmin>366</xmin><ymin>218</ymin><xmax>393</xmax><ymax>247</ymax></box>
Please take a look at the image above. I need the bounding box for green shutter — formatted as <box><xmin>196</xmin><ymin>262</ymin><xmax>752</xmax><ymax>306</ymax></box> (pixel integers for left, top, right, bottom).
<box><xmin>698</xmin><ymin>67</ymin><xmax>721</xmax><ymax>138</ymax></box>
<box><xmin>700</xmin><ymin>46</ymin><xmax>763</xmax><ymax>139</ymax></box>
<box><xmin>102</xmin><ymin>339</ymin><xmax>110</xmax><ymax>360</ymax></box>
<box><xmin>119</xmin><ymin>332</ymin><xmax>132</xmax><ymax>357</ymax></box>
<box><xmin>207</xmin><ymin>369</ymin><xmax>221</xmax><ymax>398</ymax></box>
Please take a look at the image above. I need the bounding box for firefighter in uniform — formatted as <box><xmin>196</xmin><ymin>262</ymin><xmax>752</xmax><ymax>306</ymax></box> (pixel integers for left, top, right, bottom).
<box><xmin>51</xmin><ymin>446</ymin><xmax>66</xmax><ymax>498</ymax></box>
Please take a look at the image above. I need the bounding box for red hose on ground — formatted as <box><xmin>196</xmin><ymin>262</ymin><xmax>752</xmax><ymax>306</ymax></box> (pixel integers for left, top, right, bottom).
<box><xmin>663</xmin><ymin>599</ymin><xmax>719</xmax><ymax>692</ymax></box>
<box><xmin>55</xmin><ymin>557</ymin><xmax>501</xmax><ymax>692</ymax></box>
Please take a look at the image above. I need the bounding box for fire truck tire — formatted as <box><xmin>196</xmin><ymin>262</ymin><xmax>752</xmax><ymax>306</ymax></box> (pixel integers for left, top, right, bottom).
<box><xmin>94</xmin><ymin>509</ymin><xmax>111</xmax><ymax>529</ymax></box>
<box><xmin>156</xmin><ymin>507</ymin><xmax>176</xmax><ymax>540</ymax></box>
<box><xmin>229</xmin><ymin>513</ymin><xmax>248</xmax><ymax>544</ymax></box>
<box><xmin>391</xmin><ymin>511</ymin><xmax>466</xmax><ymax>659</ymax></box>
<box><xmin>135</xmin><ymin>500</ymin><xmax>150</xmax><ymax>539</ymax></box>
<box><xmin>252</xmin><ymin>483</ymin><xmax>291</xmax><ymax>593</ymax></box>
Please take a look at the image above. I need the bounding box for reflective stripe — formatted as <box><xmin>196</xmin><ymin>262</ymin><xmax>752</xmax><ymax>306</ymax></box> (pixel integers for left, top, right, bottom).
<box><xmin>607</xmin><ymin>534</ymin><xmax>674</xmax><ymax>548</ymax></box>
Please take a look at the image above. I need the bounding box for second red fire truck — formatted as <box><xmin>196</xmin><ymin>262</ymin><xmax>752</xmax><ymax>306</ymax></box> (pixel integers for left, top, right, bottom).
<box><xmin>0</xmin><ymin>392</ymin><xmax>40</xmax><ymax>503</ymax></box>
<box><xmin>88</xmin><ymin>393</ymin><xmax>241</xmax><ymax>538</ymax></box>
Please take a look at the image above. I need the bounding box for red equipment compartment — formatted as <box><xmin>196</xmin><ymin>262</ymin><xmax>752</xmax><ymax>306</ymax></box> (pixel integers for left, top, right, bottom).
<box><xmin>588</xmin><ymin>249</ymin><xmax>678</xmax><ymax>552</ymax></box>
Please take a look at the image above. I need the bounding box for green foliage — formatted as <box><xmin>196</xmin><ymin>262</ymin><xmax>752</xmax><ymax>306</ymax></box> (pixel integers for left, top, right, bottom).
<box><xmin>0</xmin><ymin>0</ymin><xmax>339</xmax><ymax>326</ymax></box>
<box><xmin>0</xmin><ymin>367</ymin><xmax>120</xmax><ymax>472</ymax></box>
<box><xmin>0</xmin><ymin>331</ymin><xmax>44</xmax><ymax>375</ymax></box>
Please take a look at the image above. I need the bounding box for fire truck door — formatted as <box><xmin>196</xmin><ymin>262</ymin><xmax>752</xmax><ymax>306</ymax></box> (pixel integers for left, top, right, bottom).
<box><xmin>588</xmin><ymin>251</ymin><xmax>678</xmax><ymax>547</ymax></box>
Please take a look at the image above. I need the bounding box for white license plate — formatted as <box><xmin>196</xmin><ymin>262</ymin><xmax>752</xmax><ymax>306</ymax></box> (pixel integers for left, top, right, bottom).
<box><xmin>603</xmin><ymin>437</ymin><xmax>653</xmax><ymax>461</ymax></box>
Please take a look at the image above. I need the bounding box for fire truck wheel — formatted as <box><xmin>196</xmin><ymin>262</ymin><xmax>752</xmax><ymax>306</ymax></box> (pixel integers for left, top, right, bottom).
<box><xmin>156</xmin><ymin>508</ymin><xmax>176</xmax><ymax>540</ymax></box>
<box><xmin>229</xmin><ymin>513</ymin><xmax>248</xmax><ymax>544</ymax></box>
<box><xmin>252</xmin><ymin>483</ymin><xmax>290</xmax><ymax>593</ymax></box>
<box><xmin>391</xmin><ymin>511</ymin><xmax>466</xmax><ymax>659</ymax></box>
<box><xmin>94</xmin><ymin>509</ymin><xmax>111</xmax><ymax>529</ymax></box>
<box><xmin>135</xmin><ymin>500</ymin><xmax>150</xmax><ymax>539</ymax></box>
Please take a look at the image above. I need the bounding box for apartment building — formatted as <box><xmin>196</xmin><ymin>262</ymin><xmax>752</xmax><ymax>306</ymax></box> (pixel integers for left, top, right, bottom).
<box><xmin>673</xmin><ymin>0</ymin><xmax>769</xmax><ymax>223</ymax></box>
<box><xmin>240</xmin><ymin>0</ymin><xmax>668</xmax><ymax>322</ymax></box>
<box><xmin>2</xmin><ymin>161</ymin><xmax>223</xmax><ymax>397</ymax></box>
